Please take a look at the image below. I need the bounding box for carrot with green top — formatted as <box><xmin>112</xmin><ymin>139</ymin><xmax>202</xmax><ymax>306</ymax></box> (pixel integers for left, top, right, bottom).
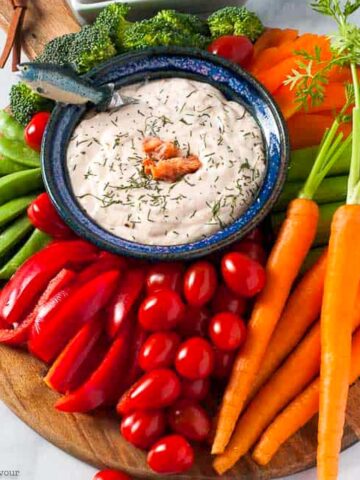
<box><xmin>213</xmin><ymin>322</ymin><xmax>322</xmax><ymax>474</ymax></box>
<box><xmin>214</xmin><ymin>286</ymin><xmax>360</xmax><ymax>475</ymax></box>
<box><xmin>248</xmin><ymin>250</ymin><xmax>327</xmax><ymax>401</ymax></box>
<box><xmin>211</xmin><ymin>78</ymin><xmax>352</xmax><ymax>458</ymax></box>
<box><xmin>253</xmin><ymin>326</ymin><xmax>360</xmax><ymax>466</ymax></box>
<box><xmin>294</xmin><ymin>3</ymin><xmax>360</xmax><ymax>478</ymax></box>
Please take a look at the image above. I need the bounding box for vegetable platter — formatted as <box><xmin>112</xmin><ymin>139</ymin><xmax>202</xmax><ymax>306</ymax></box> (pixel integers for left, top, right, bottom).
<box><xmin>0</xmin><ymin>1</ymin><xmax>360</xmax><ymax>479</ymax></box>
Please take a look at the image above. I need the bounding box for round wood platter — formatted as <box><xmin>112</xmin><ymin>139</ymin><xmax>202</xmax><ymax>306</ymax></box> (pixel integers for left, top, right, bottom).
<box><xmin>1</xmin><ymin>1</ymin><xmax>360</xmax><ymax>478</ymax></box>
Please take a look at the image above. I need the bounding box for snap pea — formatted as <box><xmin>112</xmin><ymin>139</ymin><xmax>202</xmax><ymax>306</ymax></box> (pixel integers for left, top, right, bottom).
<box><xmin>0</xmin><ymin>229</ymin><xmax>50</xmax><ymax>279</ymax></box>
<box><xmin>0</xmin><ymin>169</ymin><xmax>42</xmax><ymax>205</ymax></box>
<box><xmin>0</xmin><ymin>215</ymin><xmax>33</xmax><ymax>258</ymax></box>
<box><xmin>0</xmin><ymin>195</ymin><xmax>37</xmax><ymax>228</ymax></box>
<box><xmin>0</xmin><ymin>136</ymin><xmax>40</xmax><ymax>168</ymax></box>
<box><xmin>0</xmin><ymin>110</ymin><xmax>24</xmax><ymax>143</ymax></box>
<box><xmin>0</xmin><ymin>156</ymin><xmax>26</xmax><ymax>176</ymax></box>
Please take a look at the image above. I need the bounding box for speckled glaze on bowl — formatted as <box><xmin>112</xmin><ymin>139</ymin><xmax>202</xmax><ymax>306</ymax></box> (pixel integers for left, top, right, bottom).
<box><xmin>42</xmin><ymin>47</ymin><xmax>289</xmax><ymax>260</ymax></box>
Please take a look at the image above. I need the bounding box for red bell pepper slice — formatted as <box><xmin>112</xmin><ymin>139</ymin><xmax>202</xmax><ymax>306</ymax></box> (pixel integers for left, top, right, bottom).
<box><xmin>45</xmin><ymin>317</ymin><xmax>108</xmax><ymax>394</ymax></box>
<box><xmin>0</xmin><ymin>269</ymin><xmax>75</xmax><ymax>346</ymax></box>
<box><xmin>106</xmin><ymin>268</ymin><xmax>145</xmax><ymax>339</ymax></box>
<box><xmin>29</xmin><ymin>270</ymin><xmax>120</xmax><ymax>363</ymax></box>
<box><xmin>0</xmin><ymin>240</ymin><xmax>97</xmax><ymax>326</ymax></box>
<box><xmin>55</xmin><ymin>318</ymin><xmax>133</xmax><ymax>413</ymax></box>
<box><xmin>76</xmin><ymin>251</ymin><xmax>127</xmax><ymax>285</ymax></box>
<box><xmin>27</xmin><ymin>193</ymin><xmax>74</xmax><ymax>239</ymax></box>
<box><xmin>123</xmin><ymin>323</ymin><xmax>147</xmax><ymax>390</ymax></box>
<box><xmin>30</xmin><ymin>255</ymin><xmax>126</xmax><ymax>343</ymax></box>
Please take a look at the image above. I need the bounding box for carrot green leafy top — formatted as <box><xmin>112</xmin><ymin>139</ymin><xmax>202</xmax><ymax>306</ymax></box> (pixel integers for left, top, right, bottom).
<box><xmin>286</xmin><ymin>0</ymin><xmax>360</xmax><ymax>203</ymax></box>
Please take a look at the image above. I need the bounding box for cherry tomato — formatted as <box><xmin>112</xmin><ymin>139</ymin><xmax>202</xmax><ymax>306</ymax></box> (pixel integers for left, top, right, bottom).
<box><xmin>209</xmin><ymin>312</ymin><xmax>247</xmax><ymax>351</ymax></box>
<box><xmin>181</xmin><ymin>378</ymin><xmax>210</xmax><ymax>402</ymax></box>
<box><xmin>212</xmin><ymin>349</ymin><xmax>235</xmax><ymax>379</ymax></box>
<box><xmin>27</xmin><ymin>193</ymin><xmax>73</xmax><ymax>239</ymax></box>
<box><xmin>93</xmin><ymin>470</ymin><xmax>132</xmax><ymax>480</ymax></box>
<box><xmin>117</xmin><ymin>369</ymin><xmax>181</xmax><ymax>414</ymax></box>
<box><xmin>231</xmin><ymin>240</ymin><xmax>267</xmax><ymax>265</ymax></box>
<box><xmin>120</xmin><ymin>410</ymin><xmax>166</xmax><ymax>449</ymax></box>
<box><xmin>184</xmin><ymin>261</ymin><xmax>218</xmax><ymax>307</ymax></box>
<box><xmin>147</xmin><ymin>434</ymin><xmax>194</xmax><ymax>474</ymax></box>
<box><xmin>177</xmin><ymin>306</ymin><xmax>211</xmax><ymax>338</ymax></box>
<box><xmin>168</xmin><ymin>399</ymin><xmax>211</xmax><ymax>442</ymax></box>
<box><xmin>139</xmin><ymin>332</ymin><xmax>180</xmax><ymax>371</ymax></box>
<box><xmin>211</xmin><ymin>284</ymin><xmax>247</xmax><ymax>316</ymax></box>
<box><xmin>208</xmin><ymin>35</ymin><xmax>254</xmax><ymax>68</ymax></box>
<box><xmin>24</xmin><ymin>111</ymin><xmax>51</xmax><ymax>151</ymax></box>
<box><xmin>146</xmin><ymin>262</ymin><xmax>184</xmax><ymax>295</ymax></box>
<box><xmin>222</xmin><ymin>252</ymin><xmax>266</xmax><ymax>298</ymax></box>
<box><xmin>175</xmin><ymin>337</ymin><xmax>215</xmax><ymax>380</ymax></box>
<box><xmin>138</xmin><ymin>290</ymin><xmax>185</xmax><ymax>331</ymax></box>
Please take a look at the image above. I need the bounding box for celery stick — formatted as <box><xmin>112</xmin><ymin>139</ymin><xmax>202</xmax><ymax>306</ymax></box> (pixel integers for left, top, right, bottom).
<box><xmin>275</xmin><ymin>175</ymin><xmax>347</xmax><ymax>211</ymax></box>
<box><xmin>271</xmin><ymin>202</ymin><xmax>343</xmax><ymax>247</ymax></box>
<box><xmin>288</xmin><ymin>142</ymin><xmax>351</xmax><ymax>182</ymax></box>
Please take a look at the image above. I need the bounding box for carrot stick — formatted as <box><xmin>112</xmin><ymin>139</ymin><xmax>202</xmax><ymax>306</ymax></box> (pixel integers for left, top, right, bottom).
<box><xmin>253</xmin><ymin>28</ymin><xmax>298</xmax><ymax>58</ymax></box>
<box><xmin>248</xmin><ymin>250</ymin><xmax>327</xmax><ymax>401</ymax></box>
<box><xmin>213</xmin><ymin>322</ymin><xmax>322</xmax><ymax>474</ymax></box>
<box><xmin>213</xmin><ymin>297</ymin><xmax>360</xmax><ymax>475</ymax></box>
<box><xmin>318</xmin><ymin>205</ymin><xmax>360</xmax><ymax>480</ymax></box>
<box><xmin>287</xmin><ymin>113</ymin><xmax>352</xmax><ymax>150</ymax></box>
<box><xmin>253</xmin><ymin>325</ymin><xmax>360</xmax><ymax>466</ymax></box>
<box><xmin>211</xmin><ymin>198</ymin><xmax>319</xmax><ymax>455</ymax></box>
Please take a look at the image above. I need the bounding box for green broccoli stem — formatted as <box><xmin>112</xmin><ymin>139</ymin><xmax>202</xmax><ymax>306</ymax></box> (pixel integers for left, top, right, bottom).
<box><xmin>272</xmin><ymin>202</ymin><xmax>343</xmax><ymax>247</ymax></box>
<box><xmin>346</xmin><ymin>64</ymin><xmax>360</xmax><ymax>205</ymax></box>
<box><xmin>275</xmin><ymin>175</ymin><xmax>348</xmax><ymax>212</ymax></box>
<box><xmin>288</xmin><ymin>143</ymin><xmax>351</xmax><ymax>182</ymax></box>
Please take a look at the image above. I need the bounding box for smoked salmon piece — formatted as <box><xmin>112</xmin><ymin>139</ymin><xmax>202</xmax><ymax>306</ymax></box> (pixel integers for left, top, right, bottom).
<box><xmin>148</xmin><ymin>156</ymin><xmax>202</xmax><ymax>182</ymax></box>
<box><xmin>142</xmin><ymin>137</ymin><xmax>201</xmax><ymax>182</ymax></box>
<box><xmin>143</xmin><ymin>137</ymin><xmax>163</xmax><ymax>154</ymax></box>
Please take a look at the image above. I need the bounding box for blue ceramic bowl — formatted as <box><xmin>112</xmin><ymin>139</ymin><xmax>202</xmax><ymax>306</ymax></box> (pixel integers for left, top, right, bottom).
<box><xmin>42</xmin><ymin>47</ymin><xmax>289</xmax><ymax>260</ymax></box>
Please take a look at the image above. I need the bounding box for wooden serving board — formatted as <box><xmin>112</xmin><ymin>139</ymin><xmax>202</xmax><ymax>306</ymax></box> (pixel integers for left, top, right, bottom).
<box><xmin>1</xmin><ymin>1</ymin><xmax>360</xmax><ymax>478</ymax></box>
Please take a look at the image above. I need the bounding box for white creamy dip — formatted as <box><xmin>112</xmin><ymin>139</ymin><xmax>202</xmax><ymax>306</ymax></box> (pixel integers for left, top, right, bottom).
<box><xmin>67</xmin><ymin>78</ymin><xmax>266</xmax><ymax>245</ymax></box>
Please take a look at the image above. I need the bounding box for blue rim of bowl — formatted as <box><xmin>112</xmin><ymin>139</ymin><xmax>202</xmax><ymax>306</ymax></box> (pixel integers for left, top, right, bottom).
<box><xmin>42</xmin><ymin>47</ymin><xmax>289</xmax><ymax>260</ymax></box>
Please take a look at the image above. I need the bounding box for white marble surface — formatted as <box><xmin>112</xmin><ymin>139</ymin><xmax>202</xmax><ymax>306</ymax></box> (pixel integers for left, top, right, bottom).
<box><xmin>1</xmin><ymin>1</ymin><xmax>360</xmax><ymax>479</ymax></box>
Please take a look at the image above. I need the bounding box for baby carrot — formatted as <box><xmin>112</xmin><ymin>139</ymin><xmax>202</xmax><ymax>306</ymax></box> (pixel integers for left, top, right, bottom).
<box><xmin>212</xmin><ymin>92</ymin><xmax>350</xmax><ymax>456</ymax></box>
<box><xmin>213</xmin><ymin>293</ymin><xmax>360</xmax><ymax>475</ymax></box>
<box><xmin>317</xmin><ymin>59</ymin><xmax>360</xmax><ymax>480</ymax></box>
<box><xmin>253</xmin><ymin>326</ymin><xmax>360</xmax><ymax>466</ymax></box>
<box><xmin>211</xmin><ymin>198</ymin><xmax>319</xmax><ymax>455</ymax></box>
<box><xmin>249</xmin><ymin>250</ymin><xmax>327</xmax><ymax>401</ymax></box>
<box><xmin>213</xmin><ymin>322</ymin><xmax>322</xmax><ymax>474</ymax></box>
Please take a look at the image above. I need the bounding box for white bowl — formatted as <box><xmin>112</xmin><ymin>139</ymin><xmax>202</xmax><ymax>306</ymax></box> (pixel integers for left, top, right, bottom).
<box><xmin>67</xmin><ymin>0</ymin><xmax>247</xmax><ymax>24</ymax></box>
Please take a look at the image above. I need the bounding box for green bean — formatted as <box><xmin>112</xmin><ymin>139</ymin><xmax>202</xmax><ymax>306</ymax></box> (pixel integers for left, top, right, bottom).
<box><xmin>0</xmin><ymin>137</ymin><xmax>40</xmax><ymax>168</ymax></box>
<box><xmin>0</xmin><ymin>229</ymin><xmax>50</xmax><ymax>279</ymax></box>
<box><xmin>0</xmin><ymin>215</ymin><xmax>33</xmax><ymax>258</ymax></box>
<box><xmin>0</xmin><ymin>169</ymin><xmax>42</xmax><ymax>205</ymax></box>
<box><xmin>0</xmin><ymin>195</ymin><xmax>36</xmax><ymax>228</ymax></box>
<box><xmin>0</xmin><ymin>110</ymin><xmax>24</xmax><ymax>143</ymax></box>
<box><xmin>0</xmin><ymin>156</ymin><xmax>27</xmax><ymax>176</ymax></box>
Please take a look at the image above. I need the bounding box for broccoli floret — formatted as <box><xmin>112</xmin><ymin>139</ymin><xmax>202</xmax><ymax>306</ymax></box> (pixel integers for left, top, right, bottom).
<box><xmin>123</xmin><ymin>18</ymin><xmax>210</xmax><ymax>51</ymax></box>
<box><xmin>68</xmin><ymin>24</ymin><xmax>117</xmax><ymax>73</ymax></box>
<box><xmin>95</xmin><ymin>3</ymin><xmax>132</xmax><ymax>50</ymax></box>
<box><xmin>36</xmin><ymin>33</ymin><xmax>77</xmax><ymax>66</ymax></box>
<box><xmin>154</xmin><ymin>10</ymin><xmax>210</xmax><ymax>36</ymax></box>
<box><xmin>10</xmin><ymin>83</ymin><xmax>54</xmax><ymax>126</ymax></box>
<box><xmin>207</xmin><ymin>7</ymin><xmax>264</xmax><ymax>42</ymax></box>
